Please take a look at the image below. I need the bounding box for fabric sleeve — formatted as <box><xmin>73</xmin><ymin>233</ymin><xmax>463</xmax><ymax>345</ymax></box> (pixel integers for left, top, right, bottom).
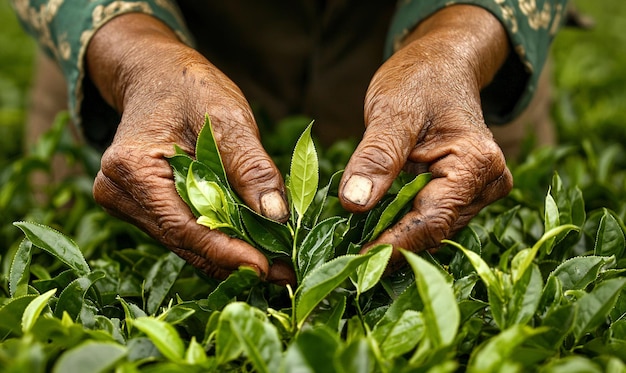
<box><xmin>10</xmin><ymin>0</ymin><xmax>193</xmax><ymax>146</ymax></box>
<box><xmin>385</xmin><ymin>0</ymin><xmax>568</xmax><ymax>125</ymax></box>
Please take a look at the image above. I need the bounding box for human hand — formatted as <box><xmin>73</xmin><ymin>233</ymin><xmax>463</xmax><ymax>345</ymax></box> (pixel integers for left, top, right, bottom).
<box><xmin>86</xmin><ymin>14</ymin><xmax>294</xmax><ymax>284</ymax></box>
<box><xmin>339</xmin><ymin>5</ymin><xmax>514</xmax><ymax>269</ymax></box>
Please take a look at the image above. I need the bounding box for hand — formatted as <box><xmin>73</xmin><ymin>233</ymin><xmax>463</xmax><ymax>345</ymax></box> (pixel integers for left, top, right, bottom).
<box><xmin>339</xmin><ymin>5</ymin><xmax>514</xmax><ymax>269</ymax></box>
<box><xmin>86</xmin><ymin>14</ymin><xmax>294</xmax><ymax>284</ymax></box>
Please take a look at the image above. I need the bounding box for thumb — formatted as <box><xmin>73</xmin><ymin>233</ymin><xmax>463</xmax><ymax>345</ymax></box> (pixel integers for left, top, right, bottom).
<box><xmin>339</xmin><ymin>117</ymin><xmax>418</xmax><ymax>213</ymax></box>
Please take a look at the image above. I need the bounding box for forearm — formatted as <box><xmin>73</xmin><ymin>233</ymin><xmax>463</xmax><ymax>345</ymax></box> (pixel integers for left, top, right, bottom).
<box><xmin>86</xmin><ymin>13</ymin><xmax>184</xmax><ymax>113</ymax></box>
<box><xmin>398</xmin><ymin>5</ymin><xmax>510</xmax><ymax>90</ymax></box>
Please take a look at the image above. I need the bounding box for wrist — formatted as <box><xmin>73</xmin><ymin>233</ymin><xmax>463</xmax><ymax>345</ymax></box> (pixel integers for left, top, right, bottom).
<box><xmin>86</xmin><ymin>13</ymin><xmax>185</xmax><ymax>112</ymax></box>
<box><xmin>398</xmin><ymin>5</ymin><xmax>510</xmax><ymax>90</ymax></box>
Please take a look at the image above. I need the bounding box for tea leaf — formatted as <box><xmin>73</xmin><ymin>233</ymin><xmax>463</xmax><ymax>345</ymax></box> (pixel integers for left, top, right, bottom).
<box><xmin>282</xmin><ymin>327</ymin><xmax>340</xmax><ymax>372</ymax></box>
<box><xmin>22</xmin><ymin>288</ymin><xmax>57</xmax><ymax>333</ymax></box>
<box><xmin>133</xmin><ymin>316</ymin><xmax>185</xmax><ymax>362</ymax></box>
<box><xmin>144</xmin><ymin>252</ymin><xmax>186</xmax><ymax>315</ymax></box>
<box><xmin>14</xmin><ymin>222</ymin><xmax>90</xmax><ymax>276</ymax></box>
<box><xmin>446</xmin><ymin>239</ymin><xmax>503</xmax><ymax>300</ymax></box>
<box><xmin>240</xmin><ymin>205</ymin><xmax>292</xmax><ymax>255</ymax></box>
<box><xmin>402</xmin><ymin>249</ymin><xmax>459</xmax><ymax>347</ymax></box>
<box><xmin>370</xmin><ymin>173</ymin><xmax>431</xmax><ymax>240</ymax></box>
<box><xmin>550</xmin><ymin>255</ymin><xmax>614</xmax><ymax>292</ymax></box>
<box><xmin>573</xmin><ymin>277</ymin><xmax>626</xmax><ymax>342</ymax></box>
<box><xmin>372</xmin><ymin>309</ymin><xmax>424</xmax><ymax>359</ymax></box>
<box><xmin>207</xmin><ymin>267</ymin><xmax>260</xmax><ymax>310</ymax></box>
<box><xmin>54</xmin><ymin>271</ymin><xmax>105</xmax><ymax>320</ymax></box>
<box><xmin>355</xmin><ymin>244</ymin><xmax>393</xmax><ymax>296</ymax></box>
<box><xmin>52</xmin><ymin>341</ymin><xmax>126</xmax><ymax>373</ymax></box>
<box><xmin>196</xmin><ymin>115</ymin><xmax>227</xmax><ymax>182</ymax></box>
<box><xmin>543</xmin><ymin>192</ymin><xmax>560</xmax><ymax>254</ymax></box>
<box><xmin>507</xmin><ymin>263</ymin><xmax>543</xmax><ymax>327</ymax></box>
<box><xmin>9</xmin><ymin>239</ymin><xmax>32</xmax><ymax>297</ymax></box>
<box><xmin>167</xmin><ymin>152</ymin><xmax>199</xmax><ymax>216</ymax></box>
<box><xmin>289</xmin><ymin>121</ymin><xmax>318</xmax><ymax>222</ymax></box>
<box><xmin>296</xmin><ymin>254</ymin><xmax>371</xmax><ymax>328</ymax></box>
<box><xmin>594</xmin><ymin>209</ymin><xmax>625</xmax><ymax>258</ymax></box>
<box><xmin>297</xmin><ymin>216</ymin><xmax>347</xmax><ymax>280</ymax></box>
<box><xmin>218</xmin><ymin>302</ymin><xmax>282</xmax><ymax>373</ymax></box>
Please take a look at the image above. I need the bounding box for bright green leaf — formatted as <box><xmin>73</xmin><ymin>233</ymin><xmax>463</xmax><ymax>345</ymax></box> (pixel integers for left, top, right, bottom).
<box><xmin>402</xmin><ymin>249</ymin><xmax>459</xmax><ymax>347</ymax></box>
<box><xmin>289</xmin><ymin>121</ymin><xmax>318</xmax><ymax>222</ymax></box>
<box><xmin>14</xmin><ymin>222</ymin><xmax>90</xmax><ymax>276</ymax></box>
<box><xmin>550</xmin><ymin>255</ymin><xmax>614</xmax><ymax>292</ymax></box>
<box><xmin>355</xmin><ymin>244</ymin><xmax>393</xmax><ymax>296</ymax></box>
<box><xmin>195</xmin><ymin>115</ymin><xmax>227</xmax><ymax>182</ymax></box>
<box><xmin>573</xmin><ymin>277</ymin><xmax>626</xmax><ymax>342</ymax></box>
<box><xmin>22</xmin><ymin>288</ymin><xmax>56</xmax><ymax>333</ymax></box>
<box><xmin>281</xmin><ymin>327</ymin><xmax>340</xmax><ymax>373</ymax></box>
<box><xmin>133</xmin><ymin>316</ymin><xmax>185</xmax><ymax>362</ymax></box>
<box><xmin>372</xmin><ymin>309</ymin><xmax>424</xmax><ymax>359</ymax></box>
<box><xmin>594</xmin><ymin>209</ymin><xmax>625</xmax><ymax>258</ymax></box>
<box><xmin>445</xmin><ymin>239</ymin><xmax>503</xmax><ymax>300</ymax></box>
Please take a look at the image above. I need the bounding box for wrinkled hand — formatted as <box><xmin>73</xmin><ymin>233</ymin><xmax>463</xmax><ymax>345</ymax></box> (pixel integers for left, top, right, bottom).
<box><xmin>339</xmin><ymin>5</ymin><xmax>514</xmax><ymax>269</ymax></box>
<box><xmin>87</xmin><ymin>14</ymin><xmax>294</xmax><ymax>284</ymax></box>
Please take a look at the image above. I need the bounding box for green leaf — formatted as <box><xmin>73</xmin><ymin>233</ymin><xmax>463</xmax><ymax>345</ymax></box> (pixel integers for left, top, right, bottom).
<box><xmin>538</xmin><ymin>356</ymin><xmax>603</xmax><ymax>373</ymax></box>
<box><xmin>218</xmin><ymin>302</ymin><xmax>282</xmax><ymax>373</ymax></box>
<box><xmin>372</xmin><ymin>309</ymin><xmax>424</xmax><ymax>359</ymax></box>
<box><xmin>573</xmin><ymin>277</ymin><xmax>626</xmax><ymax>342</ymax></box>
<box><xmin>54</xmin><ymin>271</ymin><xmax>106</xmax><ymax>320</ymax></box>
<box><xmin>355</xmin><ymin>244</ymin><xmax>393</xmax><ymax>296</ymax></box>
<box><xmin>144</xmin><ymin>252</ymin><xmax>186</xmax><ymax>315</ymax></box>
<box><xmin>0</xmin><ymin>295</ymin><xmax>37</xmax><ymax>337</ymax></box>
<box><xmin>195</xmin><ymin>115</ymin><xmax>227</xmax><ymax>182</ymax></box>
<box><xmin>185</xmin><ymin>337</ymin><xmax>208</xmax><ymax>365</ymax></box>
<box><xmin>14</xmin><ymin>222</ymin><xmax>90</xmax><ymax>276</ymax></box>
<box><xmin>10</xmin><ymin>239</ymin><xmax>32</xmax><ymax>297</ymax></box>
<box><xmin>296</xmin><ymin>254</ymin><xmax>371</xmax><ymax>328</ymax></box>
<box><xmin>240</xmin><ymin>205</ymin><xmax>292</xmax><ymax>255</ymax></box>
<box><xmin>337</xmin><ymin>338</ymin><xmax>375</xmax><ymax>373</ymax></box>
<box><xmin>167</xmin><ymin>152</ymin><xmax>199</xmax><ymax>216</ymax></box>
<box><xmin>468</xmin><ymin>325</ymin><xmax>545</xmax><ymax>373</ymax></box>
<box><xmin>187</xmin><ymin>162</ymin><xmax>231</xmax><ymax>227</ymax></box>
<box><xmin>445</xmin><ymin>239</ymin><xmax>503</xmax><ymax>300</ymax></box>
<box><xmin>370</xmin><ymin>173</ymin><xmax>431</xmax><ymax>240</ymax></box>
<box><xmin>22</xmin><ymin>288</ymin><xmax>57</xmax><ymax>333</ymax></box>
<box><xmin>206</xmin><ymin>266</ymin><xmax>260</xmax><ymax>310</ymax></box>
<box><xmin>133</xmin><ymin>316</ymin><xmax>185</xmax><ymax>362</ymax></box>
<box><xmin>52</xmin><ymin>341</ymin><xmax>126</xmax><ymax>373</ymax></box>
<box><xmin>282</xmin><ymin>327</ymin><xmax>340</xmax><ymax>373</ymax></box>
<box><xmin>594</xmin><ymin>209</ymin><xmax>625</xmax><ymax>258</ymax></box>
<box><xmin>550</xmin><ymin>255</ymin><xmax>614</xmax><ymax>292</ymax></box>
<box><xmin>289</xmin><ymin>121</ymin><xmax>318</xmax><ymax>221</ymax></box>
<box><xmin>543</xmin><ymin>192</ymin><xmax>560</xmax><ymax>254</ymax></box>
<box><xmin>402</xmin><ymin>249</ymin><xmax>459</xmax><ymax>347</ymax></box>
<box><xmin>507</xmin><ymin>263</ymin><xmax>543</xmax><ymax>327</ymax></box>
<box><xmin>297</xmin><ymin>216</ymin><xmax>347</xmax><ymax>281</ymax></box>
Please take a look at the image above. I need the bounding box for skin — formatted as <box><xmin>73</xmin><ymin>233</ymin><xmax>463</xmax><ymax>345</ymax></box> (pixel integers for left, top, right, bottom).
<box><xmin>86</xmin><ymin>5</ymin><xmax>512</xmax><ymax>284</ymax></box>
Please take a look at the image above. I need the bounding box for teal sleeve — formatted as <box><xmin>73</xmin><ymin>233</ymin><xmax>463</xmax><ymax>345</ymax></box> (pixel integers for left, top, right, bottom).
<box><xmin>11</xmin><ymin>0</ymin><xmax>192</xmax><ymax>140</ymax></box>
<box><xmin>386</xmin><ymin>0</ymin><xmax>568</xmax><ymax>124</ymax></box>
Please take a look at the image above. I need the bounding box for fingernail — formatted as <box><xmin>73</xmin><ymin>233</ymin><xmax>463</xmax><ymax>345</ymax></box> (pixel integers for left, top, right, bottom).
<box><xmin>260</xmin><ymin>190</ymin><xmax>289</xmax><ymax>221</ymax></box>
<box><xmin>343</xmin><ymin>174</ymin><xmax>373</xmax><ymax>206</ymax></box>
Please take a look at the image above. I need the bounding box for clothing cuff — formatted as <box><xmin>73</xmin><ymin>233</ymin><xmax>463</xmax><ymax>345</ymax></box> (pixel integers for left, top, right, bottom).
<box><xmin>385</xmin><ymin>0</ymin><xmax>567</xmax><ymax>124</ymax></box>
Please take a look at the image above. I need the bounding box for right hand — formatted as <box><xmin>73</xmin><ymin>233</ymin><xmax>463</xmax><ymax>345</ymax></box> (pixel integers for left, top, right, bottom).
<box><xmin>86</xmin><ymin>14</ymin><xmax>294</xmax><ymax>285</ymax></box>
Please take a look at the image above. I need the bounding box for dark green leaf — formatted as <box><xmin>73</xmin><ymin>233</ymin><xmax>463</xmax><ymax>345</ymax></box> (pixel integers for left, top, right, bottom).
<box><xmin>0</xmin><ymin>295</ymin><xmax>38</xmax><ymax>337</ymax></box>
<box><xmin>594</xmin><ymin>209</ymin><xmax>625</xmax><ymax>258</ymax></box>
<box><xmin>206</xmin><ymin>266</ymin><xmax>260</xmax><ymax>310</ymax></box>
<box><xmin>573</xmin><ymin>277</ymin><xmax>626</xmax><ymax>342</ymax></box>
<box><xmin>9</xmin><ymin>239</ymin><xmax>32</xmax><ymax>297</ymax></box>
<box><xmin>144</xmin><ymin>252</ymin><xmax>186</xmax><ymax>315</ymax></box>
<box><xmin>507</xmin><ymin>264</ymin><xmax>543</xmax><ymax>327</ymax></box>
<box><xmin>297</xmin><ymin>216</ymin><xmax>347</xmax><ymax>280</ymax></box>
<box><xmin>54</xmin><ymin>271</ymin><xmax>106</xmax><ymax>320</ymax></box>
<box><xmin>240</xmin><ymin>205</ymin><xmax>292</xmax><ymax>255</ymax></box>
<box><xmin>167</xmin><ymin>152</ymin><xmax>199</xmax><ymax>216</ymax></box>
<box><xmin>550</xmin><ymin>255</ymin><xmax>614</xmax><ymax>291</ymax></box>
<box><xmin>282</xmin><ymin>327</ymin><xmax>340</xmax><ymax>373</ymax></box>
<box><xmin>337</xmin><ymin>338</ymin><xmax>374</xmax><ymax>373</ymax></box>
<box><xmin>13</xmin><ymin>221</ymin><xmax>90</xmax><ymax>276</ymax></box>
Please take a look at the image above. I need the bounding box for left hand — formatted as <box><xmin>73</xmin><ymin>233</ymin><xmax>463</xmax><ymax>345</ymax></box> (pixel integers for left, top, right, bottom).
<box><xmin>339</xmin><ymin>5</ymin><xmax>514</xmax><ymax>269</ymax></box>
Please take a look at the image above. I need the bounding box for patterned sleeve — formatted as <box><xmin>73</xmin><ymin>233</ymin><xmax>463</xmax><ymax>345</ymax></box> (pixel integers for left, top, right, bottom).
<box><xmin>10</xmin><ymin>0</ymin><xmax>193</xmax><ymax>142</ymax></box>
<box><xmin>386</xmin><ymin>0</ymin><xmax>568</xmax><ymax>125</ymax></box>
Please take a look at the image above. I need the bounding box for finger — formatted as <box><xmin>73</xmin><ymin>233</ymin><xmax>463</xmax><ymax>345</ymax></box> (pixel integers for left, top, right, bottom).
<box><xmin>203</xmin><ymin>108</ymin><xmax>289</xmax><ymax>223</ymax></box>
<box><xmin>339</xmin><ymin>109</ymin><xmax>420</xmax><ymax>213</ymax></box>
<box><xmin>94</xmin><ymin>144</ymin><xmax>273</xmax><ymax>280</ymax></box>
